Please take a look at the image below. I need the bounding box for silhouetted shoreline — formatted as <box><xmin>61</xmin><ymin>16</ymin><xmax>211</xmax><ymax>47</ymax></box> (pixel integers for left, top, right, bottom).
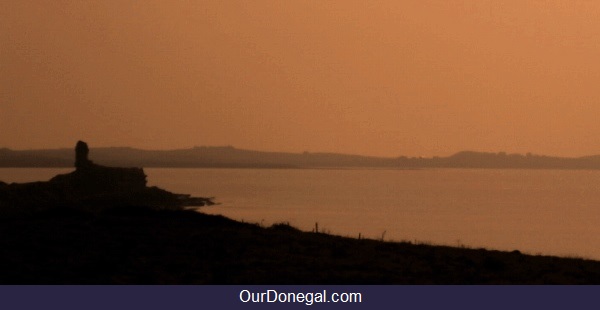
<box><xmin>1</xmin><ymin>207</ymin><xmax>600</xmax><ymax>284</ymax></box>
<box><xmin>0</xmin><ymin>141</ymin><xmax>213</xmax><ymax>215</ymax></box>
<box><xmin>2</xmin><ymin>142</ymin><xmax>600</xmax><ymax>284</ymax></box>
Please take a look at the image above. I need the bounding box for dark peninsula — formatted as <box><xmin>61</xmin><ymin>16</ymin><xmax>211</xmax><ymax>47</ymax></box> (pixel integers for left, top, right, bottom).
<box><xmin>0</xmin><ymin>141</ymin><xmax>212</xmax><ymax>216</ymax></box>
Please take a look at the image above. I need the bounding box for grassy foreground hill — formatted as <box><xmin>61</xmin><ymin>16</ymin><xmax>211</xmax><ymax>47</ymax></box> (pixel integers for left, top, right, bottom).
<box><xmin>1</xmin><ymin>207</ymin><xmax>599</xmax><ymax>284</ymax></box>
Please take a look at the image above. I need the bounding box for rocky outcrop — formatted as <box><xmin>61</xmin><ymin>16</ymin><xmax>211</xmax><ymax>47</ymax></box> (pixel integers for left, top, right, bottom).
<box><xmin>0</xmin><ymin>141</ymin><xmax>213</xmax><ymax>215</ymax></box>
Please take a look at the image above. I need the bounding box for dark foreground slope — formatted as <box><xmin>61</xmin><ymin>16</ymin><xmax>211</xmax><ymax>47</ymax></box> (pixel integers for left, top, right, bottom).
<box><xmin>1</xmin><ymin>208</ymin><xmax>599</xmax><ymax>284</ymax></box>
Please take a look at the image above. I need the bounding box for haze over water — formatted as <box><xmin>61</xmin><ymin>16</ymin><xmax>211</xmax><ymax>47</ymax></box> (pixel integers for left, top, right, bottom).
<box><xmin>3</xmin><ymin>167</ymin><xmax>599</xmax><ymax>259</ymax></box>
<box><xmin>4</xmin><ymin>1</ymin><xmax>600</xmax><ymax>267</ymax></box>
<box><xmin>149</xmin><ymin>168</ymin><xmax>600</xmax><ymax>260</ymax></box>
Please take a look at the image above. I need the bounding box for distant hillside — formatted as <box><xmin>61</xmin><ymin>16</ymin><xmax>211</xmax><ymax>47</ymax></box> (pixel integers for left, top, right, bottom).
<box><xmin>2</xmin><ymin>146</ymin><xmax>600</xmax><ymax>170</ymax></box>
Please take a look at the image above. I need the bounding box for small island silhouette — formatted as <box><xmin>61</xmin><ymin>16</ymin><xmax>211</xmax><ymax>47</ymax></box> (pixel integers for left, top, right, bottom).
<box><xmin>0</xmin><ymin>141</ymin><xmax>212</xmax><ymax>215</ymax></box>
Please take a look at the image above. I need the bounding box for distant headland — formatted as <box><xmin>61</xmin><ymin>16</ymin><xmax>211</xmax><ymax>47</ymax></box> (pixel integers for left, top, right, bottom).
<box><xmin>0</xmin><ymin>141</ymin><xmax>213</xmax><ymax>215</ymax></box>
<box><xmin>2</xmin><ymin>145</ymin><xmax>600</xmax><ymax>169</ymax></box>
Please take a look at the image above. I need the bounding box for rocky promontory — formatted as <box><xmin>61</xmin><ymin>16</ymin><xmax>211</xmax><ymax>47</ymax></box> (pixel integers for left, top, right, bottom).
<box><xmin>0</xmin><ymin>141</ymin><xmax>213</xmax><ymax>215</ymax></box>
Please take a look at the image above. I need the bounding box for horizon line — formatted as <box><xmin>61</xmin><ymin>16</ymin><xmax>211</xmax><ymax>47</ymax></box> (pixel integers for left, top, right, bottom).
<box><xmin>2</xmin><ymin>144</ymin><xmax>600</xmax><ymax>160</ymax></box>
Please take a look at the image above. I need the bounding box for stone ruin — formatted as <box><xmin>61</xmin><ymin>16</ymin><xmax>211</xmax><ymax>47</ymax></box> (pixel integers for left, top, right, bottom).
<box><xmin>0</xmin><ymin>141</ymin><xmax>213</xmax><ymax>215</ymax></box>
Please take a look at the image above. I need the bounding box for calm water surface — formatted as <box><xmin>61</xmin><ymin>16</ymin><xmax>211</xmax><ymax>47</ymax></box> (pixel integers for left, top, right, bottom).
<box><xmin>2</xmin><ymin>168</ymin><xmax>600</xmax><ymax>259</ymax></box>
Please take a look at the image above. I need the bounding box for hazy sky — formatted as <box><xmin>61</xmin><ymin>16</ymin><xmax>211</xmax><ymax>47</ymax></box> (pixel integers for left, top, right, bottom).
<box><xmin>2</xmin><ymin>1</ymin><xmax>600</xmax><ymax>157</ymax></box>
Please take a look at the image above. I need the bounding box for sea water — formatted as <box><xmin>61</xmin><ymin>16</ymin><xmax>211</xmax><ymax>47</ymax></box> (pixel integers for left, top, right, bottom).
<box><xmin>3</xmin><ymin>167</ymin><xmax>600</xmax><ymax>259</ymax></box>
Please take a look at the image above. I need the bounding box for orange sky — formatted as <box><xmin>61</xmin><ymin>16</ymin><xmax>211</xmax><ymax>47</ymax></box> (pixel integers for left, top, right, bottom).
<box><xmin>2</xmin><ymin>1</ymin><xmax>600</xmax><ymax>157</ymax></box>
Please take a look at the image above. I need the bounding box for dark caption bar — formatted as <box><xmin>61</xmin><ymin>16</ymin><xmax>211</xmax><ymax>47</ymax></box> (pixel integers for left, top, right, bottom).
<box><xmin>0</xmin><ymin>285</ymin><xmax>596</xmax><ymax>309</ymax></box>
